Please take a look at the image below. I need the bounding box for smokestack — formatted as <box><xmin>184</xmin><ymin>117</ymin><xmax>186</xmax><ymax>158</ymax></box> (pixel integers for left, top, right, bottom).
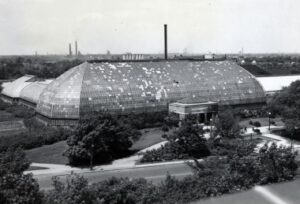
<box><xmin>75</xmin><ymin>41</ymin><xmax>78</xmax><ymax>56</ymax></box>
<box><xmin>164</xmin><ymin>24</ymin><xmax>168</xmax><ymax>60</ymax></box>
<box><xmin>69</xmin><ymin>43</ymin><xmax>72</xmax><ymax>56</ymax></box>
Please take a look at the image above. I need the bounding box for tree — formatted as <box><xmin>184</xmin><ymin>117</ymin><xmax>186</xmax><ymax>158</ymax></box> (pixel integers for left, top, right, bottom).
<box><xmin>164</xmin><ymin>112</ymin><xmax>179</xmax><ymax>128</ymax></box>
<box><xmin>268</xmin><ymin>80</ymin><xmax>300</xmax><ymax>139</ymax></box>
<box><xmin>44</xmin><ymin>174</ymin><xmax>161</xmax><ymax>204</ymax></box>
<box><xmin>215</xmin><ymin>109</ymin><xmax>240</xmax><ymax>138</ymax></box>
<box><xmin>167</xmin><ymin>120</ymin><xmax>210</xmax><ymax>159</ymax></box>
<box><xmin>141</xmin><ymin>120</ymin><xmax>210</xmax><ymax>163</ymax></box>
<box><xmin>92</xmin><ymin>177</ymin><xmax>159</xmax><ymax>204</ymax></box>
<box><xmin>0</xmin><ymin>147</ymin><xmax>43</xmax><ymax>204</ymax></box>
<box><xmin>64</xmin><ymin>112</ymin><xmax>139</xmax><ymax>166</ymax></box>
<box><xmin>256</xmin><ymin>143</ymin><xmax>298</xmax><ymax>184</ymax></box>
<box><xmin>44</xmin><ymin>174</ymin><xmax>95</xmax><ymax>204</ymax></box>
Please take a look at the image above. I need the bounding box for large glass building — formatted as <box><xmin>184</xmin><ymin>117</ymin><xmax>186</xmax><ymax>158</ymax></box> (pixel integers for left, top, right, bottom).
<box><xmin>32</xmin><ymin>60</ymin><xmax>266</xmax><ymax>125</ymax></box>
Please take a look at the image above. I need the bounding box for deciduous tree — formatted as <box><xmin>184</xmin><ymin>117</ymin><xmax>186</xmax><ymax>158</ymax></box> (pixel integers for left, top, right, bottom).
<box><xmin>0</xmin><ymin>148</ymin><xmax>43</xmax><ymax>204</ymax></box>
<box><xmin>64</xmin><ymin>112</ymin><xmax>139</xmax><ymax>166</ymax></box>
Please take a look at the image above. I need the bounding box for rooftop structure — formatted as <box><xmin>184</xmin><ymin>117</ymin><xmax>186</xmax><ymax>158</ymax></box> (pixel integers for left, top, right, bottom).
<box><xmin>169</xmin><ymin>101</ymin><xmax>218</xmax><ymax>122</ymax></box>
<box><xmin>35</xmin><ymin>60</ymin><xmax>266</xmax><ymax>124</ymax></box>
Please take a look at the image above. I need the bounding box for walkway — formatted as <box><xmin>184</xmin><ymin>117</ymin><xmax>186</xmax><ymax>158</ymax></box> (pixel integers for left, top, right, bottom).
<box><xmin>25</xmin><ymin>141</ymin><xmax>170</xmax><ymax>176</ymax></box>
<box><xmin>26</xmin><ymin>125</ymin><xmax>300</xmax><ymax>176</ymax></box>
<box><xmin>243</xmin><ymin>125</ymin><xmax>300</xmax><ymax>150</ymax></box>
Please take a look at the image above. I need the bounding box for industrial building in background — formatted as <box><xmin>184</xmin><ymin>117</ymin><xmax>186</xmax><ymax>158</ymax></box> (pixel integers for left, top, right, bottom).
<box><xmin>68</xmin><ymin>41</ymin><xmax>79</xmax><ymax>57</ymax></box>
<box><xmin>75</xmin><ymin>41</ymin><xmax>78</xmax><ymax>56</ymax></box>
<box><xmin>164</xmin><ymin>24</ymin><xmax>168</xmax><ymax>60</ymax></box>
<box><xmin>68</xmin><ymin>43</ymin><xmax>72</xmax><ymax>56</ymax></box>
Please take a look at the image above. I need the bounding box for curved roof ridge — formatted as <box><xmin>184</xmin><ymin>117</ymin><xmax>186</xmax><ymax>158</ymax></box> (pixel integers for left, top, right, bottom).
<box><xmin>37</xmin><ymin>63</ymin><xmax>87</xmax><ymax>119</ymax></box>
<box><xmin>1</xmin><ymin>75</ymin><xmax>36</xmax><ymax>98</ymax></box>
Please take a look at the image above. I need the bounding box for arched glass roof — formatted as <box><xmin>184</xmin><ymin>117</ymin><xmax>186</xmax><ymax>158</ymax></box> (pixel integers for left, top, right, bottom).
<box><xmin>19</xmin><ymin>79</ymin><xmax>53</xmax><ymax>104</ymax></box>
<box><xmin>1</xmin><ymin>75</ymin><xmax>36</xmax><ymax>98</ymax></box>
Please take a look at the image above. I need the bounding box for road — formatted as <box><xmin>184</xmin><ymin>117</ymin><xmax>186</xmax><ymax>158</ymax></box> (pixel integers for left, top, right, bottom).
<box><xmin>35</xmin><ymin>162</ymin><xmax>193</xmax><ymax>190</ymax></box>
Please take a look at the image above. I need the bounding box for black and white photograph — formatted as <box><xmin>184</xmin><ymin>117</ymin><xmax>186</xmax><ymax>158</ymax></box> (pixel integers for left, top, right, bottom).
<box><xmin>0</xmin><ymin>0</ymin><xmax>300</xmax><ymax>203</ymax></box>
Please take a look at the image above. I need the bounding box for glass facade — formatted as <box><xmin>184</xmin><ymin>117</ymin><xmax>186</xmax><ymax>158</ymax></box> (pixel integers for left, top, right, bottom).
<box><xmin>19</xmin><ymin>80</ymin><xmax>53</xmax><ymax>104</ymax></box>
<box><xmin>36</xmin><ymin>60</ymin><xmax>266</xmax><ymax>120</ymax></box>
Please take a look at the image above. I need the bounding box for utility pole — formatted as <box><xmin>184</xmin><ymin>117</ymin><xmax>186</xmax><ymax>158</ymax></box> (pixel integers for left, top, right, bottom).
<box><xmin>268</xmin><ymin>112</ymin><xmax>271</xmax><ymax>131</ymax></box>
<box><xmin>210</xmin><ymin>118</ymin><xmax>213</xmax><ymax>138</ymax></box>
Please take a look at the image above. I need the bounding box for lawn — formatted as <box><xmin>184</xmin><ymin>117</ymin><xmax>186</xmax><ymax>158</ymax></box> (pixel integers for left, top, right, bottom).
<box><xmin>239</xmin><ymin>117</ymin><xmax>284</xmax><ymax>128</ymax></box>
<box><xmin>25</xmin><ymin>140</ymin><xmax>68</xmax><ymax>165</ymax></box>
<box><xmin>25</xmin><ymin>127</ymin><xmax>167</xmax><ymax>165</ymax></box>
<box><xmin>130</xmin><ymin>127</ymin><xmax>167</xmax><ymax>151</ymax></box>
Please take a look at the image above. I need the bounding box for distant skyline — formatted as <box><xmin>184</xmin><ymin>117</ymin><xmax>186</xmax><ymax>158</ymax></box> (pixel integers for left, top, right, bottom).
<box><xmin>0</xmin><ymin>0</ymin><xmax>300</xmax><ymax>55</ymax></box>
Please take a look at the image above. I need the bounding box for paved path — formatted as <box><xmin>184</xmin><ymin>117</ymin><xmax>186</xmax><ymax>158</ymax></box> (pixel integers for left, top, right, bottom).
<box><xmin>25</xmin><ymin>141</ymin><xmax>169</xmax><ymax>176</ymax></box>
<box><xmin>243</xmin><ymin>125</ymin><xmax>300</xmax><ymax>150</ymax></box>
<box><xmin>28</xmin><ymin>125</ymin><xmax>295</xmax><ymax>176</ymax></box>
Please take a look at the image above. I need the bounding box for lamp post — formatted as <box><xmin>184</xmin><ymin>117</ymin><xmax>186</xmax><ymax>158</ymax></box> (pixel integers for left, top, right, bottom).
<box><xmin>90</xmin><ymin>137</ymin><xmax>95</xmax><ymax>171</ymax></box>
<box><xmin>210</xmin><ymin>118</ymin><xmax>213</xmax><ymax>138</ymax></box>
<box><xmin>268</xmin><ymin>112</ymin><xmax>271</xmax><ymax>131</ymax></box>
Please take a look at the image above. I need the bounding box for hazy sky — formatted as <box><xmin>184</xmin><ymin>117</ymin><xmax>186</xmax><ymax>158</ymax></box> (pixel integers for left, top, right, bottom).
<box><xmin>0</xmin><ymin>0</ymin><xmax>300</xmax><ymax>55</ymax></box>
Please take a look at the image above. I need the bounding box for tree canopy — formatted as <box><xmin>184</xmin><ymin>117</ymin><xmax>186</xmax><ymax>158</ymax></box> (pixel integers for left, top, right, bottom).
<box><xmin>141</xmin><ymin>119</ymin><xmax>210</xmax><ymax>163</ymax></box>
<box><xmin>268</xmin><ymin>80</ymin><xmax>300</xmax><ymax>137</ymax></box>
<box><xmin>215</xmin><ymin>109</ymin><xmax>240</xmax><ymax>138</ymax></box>
<box><xmin>64</xmin><ymin>113</ymin><xmax>140</xmax><ymax>166</ymax></box>
<box><xmin>0</xmin><ymin>148</ymin><xmax>43</xmax><ymax>204</ymax></box>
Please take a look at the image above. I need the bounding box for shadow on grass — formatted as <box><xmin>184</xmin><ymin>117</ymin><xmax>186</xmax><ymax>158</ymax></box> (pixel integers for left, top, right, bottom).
<box><xmin>67</xmin><ymin>149</ymin><xmax>139</xmax><ymax>169</ymax></box>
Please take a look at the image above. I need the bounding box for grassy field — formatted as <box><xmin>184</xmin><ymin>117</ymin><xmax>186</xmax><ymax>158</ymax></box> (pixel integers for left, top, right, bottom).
<box><xmin>26</xmin><ymin>127</ymin><xmax>167</xmax><ymax>165</ymax></box>
<box><xmin>25</xmin><ymin>140</ymin><xmax>68</xmax><ymax>165</ymax></box>
<box><xmin>130</xmin><ymin>127</ymin><xmax>167</xmax><ymax>151</ymax></box>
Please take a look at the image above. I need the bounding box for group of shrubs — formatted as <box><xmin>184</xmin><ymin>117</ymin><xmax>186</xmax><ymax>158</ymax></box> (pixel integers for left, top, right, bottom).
<box><xmin>141</xmin><ymin>110</ymin><xmax>243</xmax><ymax>163</ymax></box>
<box><xmin>141</xmin><ymin>121</ymin><xmax>210</xmax><ymax>163</ymax></box>
<box><xmin>0</xmin><ymin>118</ymin><xmax>68</xmax><ymax>152</ymax></box>
<box><xmin>116</xmin><ymin>111</ymin><xmax>172</xmax><ymax>129</ymax></box>
<box><xmin>0</xmin><ymin>102</ymin><xmax>69</xmax><ymax>152</ymax></box>
<box><xmin>1</xmin><ymin>137</ymin><xmax>297</xmax><ymax>204</ymax></box>
<box><xmin>43</xmin><ymin>142</ymin><xmax>298</xmax><ymax>204</ymax></box>
<box><xmin>0</xmin><ymin>148</ymin><xmax>43</xmax><ymax>204</ymax></box>
<box><xmin>249</xmin><ymin>120</ymin><xmax>261</xmax><ymax>127</ymax></box>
